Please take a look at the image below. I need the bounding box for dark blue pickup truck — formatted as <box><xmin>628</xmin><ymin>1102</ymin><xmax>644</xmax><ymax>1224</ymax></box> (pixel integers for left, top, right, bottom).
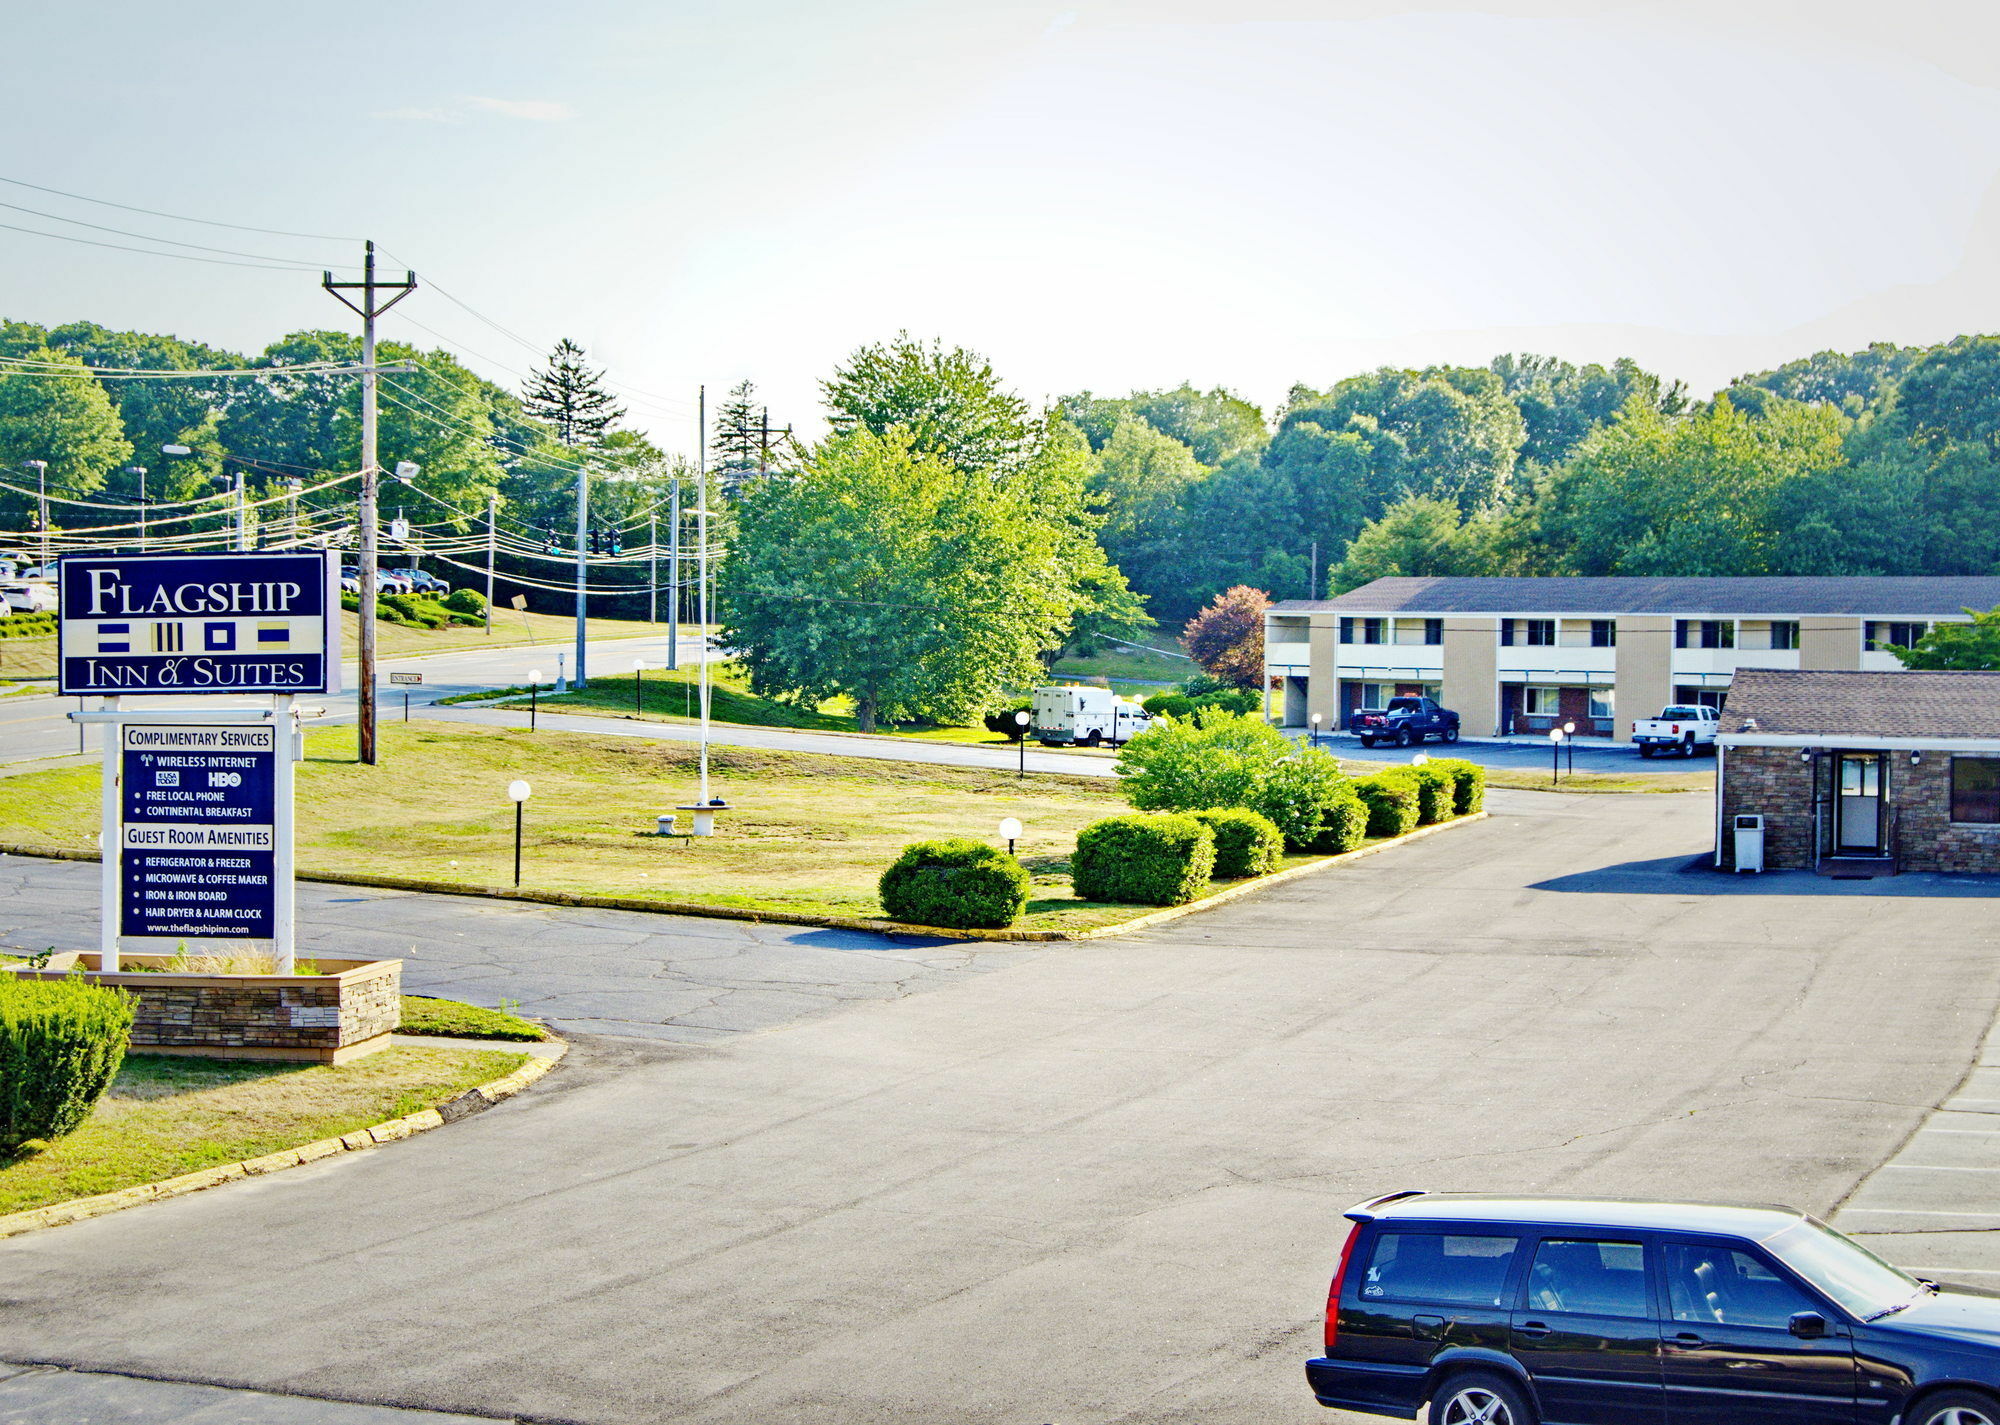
<box><xmin>1352</xmin><ymin>697</ymin><xmax>1461</xmax><ymax>749</ymax></box>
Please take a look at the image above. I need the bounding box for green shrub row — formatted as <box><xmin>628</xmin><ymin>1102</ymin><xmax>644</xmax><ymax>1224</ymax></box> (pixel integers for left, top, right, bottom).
<box><xmin>0</xmin><ymin>613</ymin><xmax>56</xmax><ymax>639</ymax></box>
<box><xmin>1349</xmin><ymin>759</ymin><xmax>1486</xmax><ymax>837</ymax></box>
<box><xmin>1190</xmin><ymin>807</ymin><xmax>1283</xmax><ymax>879</ymax></box>
<box><xmin>1073</xmin><ymin>813</ymin><xmax>1216</xmax><ymax>906</ymax></box>
<box><xmin>0</xmin><ymin>972</ymin><xmax>133</xmax><ymax>1153</ymax></box>
<box><xmin>878</xmin><ymin>838</ymin><xmax>1031</xmax><ymax>929</ymax></box>
<box><xmin>1140</xmin><ymin>688</ymin><xmax>1262</xmax><ymax>720</ymax></box>
<box><xmin>338</xmin><ymin>591</ymin><xmax>482</xmax><ymax>629</ymax></box>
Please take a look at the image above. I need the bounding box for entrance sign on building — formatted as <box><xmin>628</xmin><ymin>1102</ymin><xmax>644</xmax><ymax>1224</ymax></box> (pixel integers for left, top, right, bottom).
<box><xmin>120</xmin><ymin>724</ymin><xmax>279</xmax><ymax>940</ymax></box>
<box><xmin>57</xmin><ymin>551</ymin><xmax>339</xmax><ymax>696</ymax></box>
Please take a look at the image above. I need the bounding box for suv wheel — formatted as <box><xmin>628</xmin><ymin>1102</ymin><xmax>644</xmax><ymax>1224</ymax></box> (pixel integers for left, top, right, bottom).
<box><xmin>1910</xmin><ymin>1390</ymin><xmax>2000</xmax><ymax>1425</ymax></box>
<box><xmin>1429</xmin><ymin>1372</ymin><xmax>1535</xmax><ymax>1425</ymax></box>
<box><xmin>1441</xmin><ymin>726</ymin><xmax>1459</xmax><ymax>744</ymax></box>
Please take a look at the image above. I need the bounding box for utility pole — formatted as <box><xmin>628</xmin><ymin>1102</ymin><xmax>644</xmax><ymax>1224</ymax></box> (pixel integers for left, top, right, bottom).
<box><xmin>323</xmin><ymin>241</ymin><xmax>417</xmax><ymax>766</ymax></box>
<box><xmin>697</xmin><ymin>385</ymin><xmax>711</xmax><ymax>804</ymax></box>
<box><xmin>127</xmin><ymin>466</ymin><xmax>147</xmax><ymax>552</ymax></box>
<box><xmin>667</xmin><ymin>475</ymin><xmax>680</xmax><ymax>669</ymax></box>
<box><xmin>234</xmin><ymin>466</ymin><xmax>248</xmax><ymax>551</ymax></box>
<box><xmin>1309</xmin><ymin>540</ymin><xmax>1319</xmax><ymax>600</ymax></box>
<box><xmin>24</xmin><ymin>461</ymin><xmax>47</xmax><ymax>566</ymax></box>
<box><xmin>485</xmin><ymin>493</ymin><xmax>496</xmax><ymax>635</ymax></box>
<box><xmin>648</xmin><ymin>507</ymin><xmax>658</xmax><ymax>625</ymax></box>
<box><xmin>573</xmin><ymin>463</ymin><xmax>589</xmax><ymax>688</ymax></box>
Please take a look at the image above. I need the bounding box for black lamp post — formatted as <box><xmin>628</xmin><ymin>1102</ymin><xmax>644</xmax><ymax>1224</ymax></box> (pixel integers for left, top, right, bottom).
<box><xmin>1015</xmin><ymin>709</ymin><xmax>1030</xmax><ymax>778</ymax></box>
<box><xmin>527</xmin><ymin>667</ymin><xmax>542</xmax><ymax>732</ymax></box>
<box><xmin>508</xmin><ymin>779</ymin><xmax>532</xmax><ymax>885</ymax></box>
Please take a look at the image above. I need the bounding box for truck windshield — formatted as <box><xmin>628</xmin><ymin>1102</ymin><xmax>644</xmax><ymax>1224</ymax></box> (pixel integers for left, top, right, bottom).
<box><xmin>1660</xmin><ymin>707</ymin><xmax>1706</xmax><ymax>719</ymax></box>
<box><xmin>1762</xmin><ymin>1219</ymin><xmax>1921</xmax><ymax>1319</ymax></box>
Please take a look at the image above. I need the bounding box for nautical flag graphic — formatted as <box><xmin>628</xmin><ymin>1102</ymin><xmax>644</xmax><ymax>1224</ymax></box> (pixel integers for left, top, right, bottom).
<box><xmin>151</xmin><ymin>623</ymin><xmax>185</xmax><ymax>653</ymax></box>
<box><xmin>96</xmin><ymin>623</ymin><xmax>131</xmax><ymax>653</ymax></box>
<box><xmin>203</xmin><ymin>622</ymin><xmax>236</xmax><ymax>651</ymax></box>
<box><xmin>256</xmin><ymin>622</ymin><xmax>291</xmax><ymax>648</ymax></box>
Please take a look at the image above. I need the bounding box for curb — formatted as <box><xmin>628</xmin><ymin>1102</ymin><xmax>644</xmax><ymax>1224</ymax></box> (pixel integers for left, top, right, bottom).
<box><xmin>0</xmin><ymin>1041</ymin><xmax>567</xmax><ymax>1242</ymax></box>
<box><xmin>0</xmin><ymin>812</ymin><xmax>1490</xmax><ymax>945</ymax></box>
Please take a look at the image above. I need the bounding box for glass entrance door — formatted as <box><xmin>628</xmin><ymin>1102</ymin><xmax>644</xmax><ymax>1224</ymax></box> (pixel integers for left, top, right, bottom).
<box><xmin>1835</xmin><ymin>752</ymin><xmax>1885</xmax><ymax>854</ymax></box>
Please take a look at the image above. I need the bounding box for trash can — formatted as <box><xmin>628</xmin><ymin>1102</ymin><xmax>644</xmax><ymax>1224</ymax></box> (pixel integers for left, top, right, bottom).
<box><xmin>1733</xmin><ymin>813</ymin><xmax>1765</xmax><ymax>873</ymax></box>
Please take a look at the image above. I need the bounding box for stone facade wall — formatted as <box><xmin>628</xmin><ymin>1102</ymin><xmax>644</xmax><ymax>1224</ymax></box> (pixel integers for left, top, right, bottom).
<box><xmin>4</xmin><ymin>956</ymin><xmax>401</xmax><ymax>1061</ymax></box>
<box><xmin>1720</xmin><ymin>746</ymin><xmax>2000</xmax><ymax>874</ymax></box>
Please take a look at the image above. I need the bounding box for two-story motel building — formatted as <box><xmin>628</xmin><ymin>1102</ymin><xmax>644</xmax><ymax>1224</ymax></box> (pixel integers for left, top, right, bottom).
<box><xmin>1265</xmin><ymin>576</ymin><xmax>2000</xmax><ymax>741</ymax></box>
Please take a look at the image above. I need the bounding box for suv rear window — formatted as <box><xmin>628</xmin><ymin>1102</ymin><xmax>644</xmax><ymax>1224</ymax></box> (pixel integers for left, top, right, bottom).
<box><xmin>1360</xmin><ymin>1231</ymin><xmax>1519</xmax><ymax>1307</ymax></box>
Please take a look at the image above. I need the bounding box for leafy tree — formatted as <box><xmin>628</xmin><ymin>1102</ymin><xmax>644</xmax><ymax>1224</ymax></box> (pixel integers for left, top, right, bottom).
<box><xmin>0</xmin><ymin>348</ymin><xmax>132</xmax><ymax>533</ymax></box>
<box><xmin>1057</xmin><ymin>384</ymin><xmax>1266</xmax><ymax>466</ymax></box>
<box><xmin>1733</xmin><ymin>343</ymin><xmax>1923</xmax><ymax>414</ymax></box>
<box><xmin>1182</xmin><ymin>585</ymin><xmax>1269</xmax><ymax>688</ymax></box>
<box><xmin>712</xmin><ymin>379</ymin><xmax>764</xmax><ymax>490</ymax></box>
<box><xmin>1332</xmin><ymin>495</ymin><xmax>1510</xmax><ymax>591</ymax></box>
<box><xmin>1089</xmin><ymin>415</ymin><xmax>1209</xmax><ymax>606</ymax></box>
<box><xmin>1283</xmin><ymin>365</ymin><xmax>1525</xmax><ymax>513</ymax></box>
<box><xmin>1243</xmin><ymin>748</ymin><xmax>1349</xmax><ymax>849</ymax></box>
<box><xmin>522</xmin><ymin>338</ymin><xmax>624</xmax><ymax>448</ymax></box>
<box><xmin>1113</xmin><ymin>710</ymin><xmax>1293</xmax><ymax>812</ymax></box>
<box><xmin>1013</xmin><ymin>416</ymin><xmax>1149</xmax><ymax>663</ymax></box>
<box><xmin>1490</xmin><ymin>353</ymin><xmax>1683</xmax><ymax>466</ymax></box>
<box><xmin>1891</xmin><ymin>607</ymin><xmax>2000</xmax><ymax>670</ymax></box>
<box><xmin>719</xmin><ymin>429</ymin><xmax>1076</xmax><ymax>731</ymax></box>
<box><xmin>1533</xmin><ymin>395</ymin><xmax>1851</xmax><ymax>576</ymax></box>
<box><xmin>823</xmin><ymin>332</ymin><xmax>1030</xmax><ymax>475</ymax></box>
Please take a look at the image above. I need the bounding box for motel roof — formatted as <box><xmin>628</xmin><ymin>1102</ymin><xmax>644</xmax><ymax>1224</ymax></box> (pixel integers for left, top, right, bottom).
<box><xmin>1271</xmin><ymin>576</ymin><xmax>2000</xmax><ymax>619</ymax></box>
<box><xmin>1719</xmin><ymin>669</ymin><xmax>2000</xmax><ymax>740</ymax></box>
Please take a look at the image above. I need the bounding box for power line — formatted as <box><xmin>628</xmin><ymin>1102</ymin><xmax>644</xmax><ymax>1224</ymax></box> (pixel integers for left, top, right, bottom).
<box><xmin>0</xmin><ymin>172</ymin><xmax>359</xmax><ymax>242</ymax></box>
<box><xmin>0</xmin><ymin>217</ymin><xmax>319</xmax><ymax>271</ymax></box>
<box><xmin>0</xmin><ymin>197</ymin><xmax>357</xmax><ymax>270</ymax></box>
<box><xmin>0</xmin><ymin>354</ymin><xmax>370</xmax><ymax>381</ymax></box>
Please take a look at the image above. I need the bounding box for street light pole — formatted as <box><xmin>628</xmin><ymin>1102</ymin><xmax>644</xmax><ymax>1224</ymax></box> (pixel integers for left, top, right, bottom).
<box><xmin>1015</xmin><ymin>709</ymin><xmax>1030</xmax><ymax>778</ymax></box>
<box><xmin>484</xmin><ymin>493</ymin><xmax>496</xmax><ymax>636</ymax></box>
<box><xmin>667</xmin><ymin>474</ymin><xmax>680</xmax><ymax>669</ymax></box>
<box><xmin>573</xmin><ymin>463</ymin><xmax>589</xmax><ymax>689</ymax></box>
<box><xmin>127</xmin><ymin>466</ymin><xmax>147</xmax><ymax>552</ymax></box>
<box><xmin>648</xmin><ymin>507</ymin><xmax>658</xmax><ymax>626</ymax></box>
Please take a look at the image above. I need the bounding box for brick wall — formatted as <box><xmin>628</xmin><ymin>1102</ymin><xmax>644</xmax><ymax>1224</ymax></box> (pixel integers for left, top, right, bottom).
<box><xmin>4</xmin><ymin>956</ymin><xmax>401</xmax><ymax>1062</ymax></box>
<box><xmin>1720</xmin><ymin>746</ymin><xmax>2000</xmax><ymax>874</ymax></box>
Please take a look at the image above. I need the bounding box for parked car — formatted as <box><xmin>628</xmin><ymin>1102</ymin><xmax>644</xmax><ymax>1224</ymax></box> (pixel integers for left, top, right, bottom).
<box><xmin>0</xmin><ymin>580</ymin><xmax>57</xmax><ymax>614</ymax></box>
<box><xmin>1353</xmin><ymin>696</ymin><xmax>1461</xmax><ymax>749</ymax></box>
<box><xmin>387</xmin><ymin>568</ymin><xmax>451</xmax><ymax>596</ymax></box>
<box><xmin>1030</xmin><ymin>685</ymin><xmax>1154</xmax><ymax>747</ymax></box>
<box><xmin>1633</xmin><ymin>703</ymin><xmax>1720</xmax><ymax>758</ymax></box>
<box><xmin>337</xmin><ymin>566</ymin><xmax>412</xmax><ymax>596</ymax></box>
<box><xmin>1308</xmin><ymin>1189</ymin><xmax>2000</xmax><ymax>1425</ymax></box>
<box><xmin>339</xmin><ymin>566</ymin><xmax>361</xmax><ymax>595</ymax></box>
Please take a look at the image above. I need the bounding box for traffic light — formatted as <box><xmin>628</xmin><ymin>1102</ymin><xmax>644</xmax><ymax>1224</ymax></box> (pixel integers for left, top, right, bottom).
<box><xmin>609</xmin><ymin>530</ymin><xmax>623</xmax><ymax>555</ymax></box>
<box><xmin>588</xmin><ymin>529</ymin><xmax>601</xmax><ymax>555</ymax></box>
<box><xmin>545</xmin><ymin>529</ymin><xmax>559</xmax><ymax>554</ymax></box>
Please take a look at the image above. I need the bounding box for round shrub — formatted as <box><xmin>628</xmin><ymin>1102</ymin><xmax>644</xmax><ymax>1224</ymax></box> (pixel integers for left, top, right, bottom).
<box><xmin>1352</xmin><ymin>773</ymin><xmax>1420</xmax><ymax>839</ymax></box>
<box><xmin>1140</xmin><ymin>692</ymin><xmax>1195</xmax><ymax>719</ymax></box>
<box><xmin>878</xmin><ymin>838</ymin><xmax>1031</xmax><ymax>929</ymax></box>
<box><xmin>0</xmin><ymin>973</ymin><xmax>133</xmax><ymax>1153</ymax></box>
<box><xmin>1312</xmin><ymin>787</ymin><xmax>1369</xmax><ymax>854</ymax></box>
<box><xmin>1071</xmin><ymin>813</ymin><xmax>1216</xmax><ymax>906</ymax></box>
<box><xmin>1190</xmin><ymin>808</ymin><xmax>1283</xmax><ymax>879</ymax></box>
<box><xmin>1115</xmin><ymin>711</ymin><xmax>1292</xmax><ymax>812</ymax></box>
<box><xmin>1431</xmin><ymin>757</ymin><xmax>1486</xmax><ymax>815</ymax></box>
<box><xmin>443</xmin><ymin>587</ymin><xmax>488</xmax><ymax>618</ymax></box>
<box><xmin>1244</xmin><ymin>749</ymin><xmax>1349</xmax><ymax>851</ymax></box>
<box><xmin>1409</xmin><ymin>764</ymin><xmax>1455</xmax><ymax>825</ymax></box>
<box><xmin>983</xmin><ymin>702</ymin><xmax>1032</xmax><ymax>740</ymax></box>
<box><xmin>1188</xmin><ymin>688</ymin><xmax>1260</xmax><ymax>717</ymax></box>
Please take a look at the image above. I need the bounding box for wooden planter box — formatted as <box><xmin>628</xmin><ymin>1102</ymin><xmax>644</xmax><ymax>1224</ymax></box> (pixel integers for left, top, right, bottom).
<box><xmin>2</xmin><ymin>954</ymin><xmax>402</xmax><ymax>1064</ymax></box>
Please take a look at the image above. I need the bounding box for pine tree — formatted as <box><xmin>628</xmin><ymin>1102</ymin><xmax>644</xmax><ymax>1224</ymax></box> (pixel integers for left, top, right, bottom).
<box><xmin>522</xmin><ymin>338</ymin><xmax>625</xmax><ymax>447</ymax></box>
<box><xmin>712</xmin><ymin>379</ymin><xmax>764</xmax><ymax>492</ymax></box>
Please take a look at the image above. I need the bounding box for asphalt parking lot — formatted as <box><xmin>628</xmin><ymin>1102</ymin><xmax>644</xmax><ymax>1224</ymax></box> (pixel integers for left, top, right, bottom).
<box><xmin>1</xmin><ymin>788</ymin><xmax>1995</xmax><ymax>1424</ymax></box>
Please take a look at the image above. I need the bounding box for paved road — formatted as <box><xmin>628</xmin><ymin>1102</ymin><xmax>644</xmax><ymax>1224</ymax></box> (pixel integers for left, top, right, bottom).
<box><xmin>0</xmin><ymin>857</ymin><xmax>1031</xmax><ymax>1044</ymax></box>
<box><xmin>0</xmin><ymin>631</ymin><xmax>708</xmax><ymax>766</ymax></box>
<box><xmin>1307</xmin><ymin>729</ymin><xmax>1699</xmax><ymax>776</ymax></box>
<box><xmin>4</xmin><ymin>790</ymin><xmax>1998</xmax><ymax>1424</ymax></box>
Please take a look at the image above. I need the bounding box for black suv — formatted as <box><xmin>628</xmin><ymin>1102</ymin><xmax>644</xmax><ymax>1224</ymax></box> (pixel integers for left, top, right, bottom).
<box><xmin>1309</xmin><ymin>1191</ymin><xmax>2000</xmax><ymax>1425</ymax></box>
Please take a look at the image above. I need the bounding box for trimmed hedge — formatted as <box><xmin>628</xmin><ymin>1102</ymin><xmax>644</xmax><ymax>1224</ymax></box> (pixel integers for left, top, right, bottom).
<box><xmin>983</xmin><ymin>701</ymin><xmax>1032</xmax><ymax>740</ymax></box>
<box><xmin>1244</xmin><ymin>750</ymin><xmax>1349</xmax><ymax>851</ymax></box>
<box><xmin>1409</xmin><ymin>764</ymin><xmax>1456</xmax><ymax>825</ymax></box>
<box><xmin>879</xmin><ymin>838</ymin><xmax>1031</xmax><ymax>929</ymax></box>
<box><xmin>0</xmin><ymin>972</ymin><xmax>133</xmax><ymax>1153</ymax></box>
<box><xmin>1352</xmin><ymin>773</ymin><xmax>1420</xmax><ymax>839</ymax></box>
<box><xmin>442</xmin><ymin>587</ymin><xmax>488</xmax><ymax>617</ymax></box>
<box><xmin>1312</xmin><ymin>787</ymin><xmax>1370</xmax><ymax>854</ymax></box>
<box><xmin>0</xmin><ymin>612</ymin><xmax>56</xmax><ymax>639</ymax></box>
<box><xmin>1191</xmin><ymin>807</ymin><xmax>1283</xmax><ymax>879</ymax></box>
<box><xmin>1431</xmin><ymin>757</ymin><xmax>1486</xmax><ymax>815</ymax></box>
<box><xmin>1072</xmin><ymin>813</ymin><xmax>1216</xmax><ymax>906</ymax></box>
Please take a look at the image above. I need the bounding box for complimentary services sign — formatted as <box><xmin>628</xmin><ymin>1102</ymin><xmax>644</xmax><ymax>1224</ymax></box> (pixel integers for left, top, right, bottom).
<box><xmin>58</xmin><ymin>551</ymin><xmax>339</xmax><ymax>696</ymax></box>
<box><xmin>120</xmin><ymin>723</ymin><xmax>278</xmax><ymax>940</ymax></box>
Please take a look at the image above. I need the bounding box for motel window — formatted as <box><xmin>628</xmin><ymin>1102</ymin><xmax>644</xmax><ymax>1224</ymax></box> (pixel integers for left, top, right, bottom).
<box><xmin>1675</xmin><ymin>620</ymin><xmax>1735</xmax><ymax>650</ymax></box>
<box><xmin>1952</xmin><ymin>758</ymin><xmax>2000</xmax><ymax>825</ymax></box>
<box><xmin>1506</xmin><ymin>618</ymin><xmax>1555</xmax><ymax>647</ymax></box>
<box><xmin>1770</xmin><ymin>621</ymin><xmax>1800</xmax><ymax>651</ymax></box>
<box><xmin>1425</xmin><ymin>618</ymin><xmax>1443</xmax><ymax>646</ymax></box>
<box><xmin>1866</xmin><ymin>621</ymin><xmax>1928</xmax><ymax>653</ymax></box>
<box><xmin>1590</xmin><ymin>620</ymin><xmax>1616</xmax><ymax>648</ymax></box>
<box><xmin>1524</xmin><ymin>687</ymin><xmax>1561</xmax><ymax>716</ymax></box>
<box><xmin>1589</xmin><ymin>688</ymin><xmax>1615</xmax><ymax>719</ymax></box>
<box><xmin>1364</xmin><ymin>618</ymin><xmax>1385</xmax><ymax>644</ymax></box>
<box><xmin>1340</xmin><ymin>617</ymin><xmax>1353</xmax><ymax>643</ymax></box>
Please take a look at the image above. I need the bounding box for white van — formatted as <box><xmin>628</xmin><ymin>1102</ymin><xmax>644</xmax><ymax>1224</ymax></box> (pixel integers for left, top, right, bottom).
<box><xmin>1030</xmin><ymin>685</ymin><xmax>1154</xmax><ymax>747</ymax></box>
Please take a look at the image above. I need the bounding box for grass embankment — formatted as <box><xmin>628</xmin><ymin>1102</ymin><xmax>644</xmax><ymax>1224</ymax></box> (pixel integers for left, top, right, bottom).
<box><xmin>400</xmin><ymin>994</ymin><xmax>551</xmax><ymax>1041</ymax></box>
<box><xmin>0</xmin><ymin>720</ymin><xmax>1194</xmax><ymax>932</ymax></box>
<box><xmin>0</xmin><ymin>1046</ymin><xmax>527</xmax><ymax>1216</ymax></box>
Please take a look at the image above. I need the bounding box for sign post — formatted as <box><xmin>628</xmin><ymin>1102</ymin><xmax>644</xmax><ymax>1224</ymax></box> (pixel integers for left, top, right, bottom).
<box><xmin>61</xmin><ymin>552</ymin><xmax>337</xmax><ymax>973</ymax></box>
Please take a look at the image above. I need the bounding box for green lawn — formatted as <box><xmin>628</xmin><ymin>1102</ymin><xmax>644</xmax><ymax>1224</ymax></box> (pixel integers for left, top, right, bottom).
<box><xmin>400</xmin><ymin>995</ymin><xmax>551</xmax><ymax>1042</ymax></box>
<box><xmin>0</xmin><ymin>1046</ymin><xmax>527</xmax><ymax>1216</ymax></box>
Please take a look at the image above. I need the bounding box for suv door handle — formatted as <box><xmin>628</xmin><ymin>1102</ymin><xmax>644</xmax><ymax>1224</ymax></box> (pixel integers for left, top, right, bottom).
<box><xmin>1515</xmin><ymin>1321</ymin><xmax>1552</xmax><ymax>1339</ymax></box>
<box><xmin>1665</xmin><ymin>1333</ymin><xmax>1709</xmax><ymax>1350</ymax></box>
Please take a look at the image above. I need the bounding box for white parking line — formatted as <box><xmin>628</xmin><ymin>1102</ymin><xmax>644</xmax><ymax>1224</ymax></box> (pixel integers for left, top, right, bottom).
<box><xmin>1880</xmin><ymin>1164</ymin><xmax>2000</xmax><ymax>1172</ymax></box>
<box><xmin>1840</xmin><ymin>1207</ymin><xmax>2000</xmax><ymax>1217</ymax></box>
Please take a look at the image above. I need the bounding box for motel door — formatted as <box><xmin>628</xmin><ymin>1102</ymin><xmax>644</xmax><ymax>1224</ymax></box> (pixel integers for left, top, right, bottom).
<box><xmin>1834</xmin><ymin>752</ymin><xmax>1886</xmax><ymax>854</ymax></box>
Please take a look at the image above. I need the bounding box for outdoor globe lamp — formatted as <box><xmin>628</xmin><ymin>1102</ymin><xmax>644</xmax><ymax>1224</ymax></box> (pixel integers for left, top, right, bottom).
<box><xmin>527</xmin><ymin>668</ymin><xmax>544</xmax><ymax>731</ymax></box>
<box><xmin>507</xmin><ymin>780</ymin><xmax>533</xmax><ymax>885</ymax></box>
<box><xmin>999</xmin><ymin>816</ymin><xmax>1023</xmax><ymax>856</ymax></box>
<box><xmin>1014</xmin><ymin>709</ymin><xmax>1030</xmax><ymax>778</ymax></box>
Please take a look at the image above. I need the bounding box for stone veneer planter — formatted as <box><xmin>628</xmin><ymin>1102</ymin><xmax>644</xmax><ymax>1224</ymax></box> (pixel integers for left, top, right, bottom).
<box><xmin>2</xmin><ymin>953</ymin><xmax>402</xmax><ymax>1064</ymax></box>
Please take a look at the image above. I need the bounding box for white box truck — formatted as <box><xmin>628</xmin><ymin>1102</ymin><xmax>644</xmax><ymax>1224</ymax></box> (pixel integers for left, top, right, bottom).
<box><xmin>1031</xmin><ymin>686</ymin><xmax>1153</xmax><ymax>747</ymax></box>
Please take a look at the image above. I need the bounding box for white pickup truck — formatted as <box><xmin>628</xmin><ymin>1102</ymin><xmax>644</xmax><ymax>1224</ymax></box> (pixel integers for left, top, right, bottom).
<box><xmin>1632</xmin><ymin>704</ymin><xmax>1720</xmax><ymax>758</ymax></box>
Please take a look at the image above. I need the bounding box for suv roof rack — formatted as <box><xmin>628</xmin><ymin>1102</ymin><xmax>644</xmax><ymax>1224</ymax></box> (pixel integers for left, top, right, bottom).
<box><xmin>1343</xmin><ymin>1189</ymin><xmax>1427</xmax><ymax>1223</ymax></box>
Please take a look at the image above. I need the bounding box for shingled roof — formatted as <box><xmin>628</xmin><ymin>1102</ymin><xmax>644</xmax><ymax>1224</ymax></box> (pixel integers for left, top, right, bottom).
<box><xmin>1272</xmin><ymin>576</ymin><xmax>2000</xmax><ymax>617</ymax></box>
<box><xmin>1719</xmin><ymin>670</ymin><xmax>2000</xmax><ymax>740</ymax></box>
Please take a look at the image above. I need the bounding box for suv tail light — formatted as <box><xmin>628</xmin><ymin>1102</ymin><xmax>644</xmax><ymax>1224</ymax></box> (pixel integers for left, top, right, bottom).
<box><xmin>1324</xmin><ymin>1222</ymin><xmax>1362</xmax><ymax>1354</ymax></box>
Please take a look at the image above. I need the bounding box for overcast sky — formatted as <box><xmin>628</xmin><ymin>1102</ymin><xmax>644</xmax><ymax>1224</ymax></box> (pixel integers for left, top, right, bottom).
<box><xmin>7</xmin><ymin>0</ymin><xmax>2000</xmax><ymax>453</ymax></box>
